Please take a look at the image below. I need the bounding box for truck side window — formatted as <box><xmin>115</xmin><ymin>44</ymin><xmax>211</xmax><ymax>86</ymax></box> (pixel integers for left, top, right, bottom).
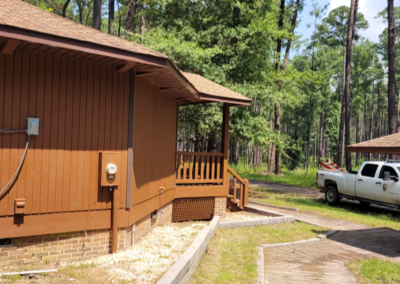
<box><xmin>361</xmin><ymin>164</ymin><xmax>378</xmax><ymax>178</ymax></box>
<box><xmin>379</xmin><ymin>166</ymin><xmax>398</xmax><ymax>179</ymax></box>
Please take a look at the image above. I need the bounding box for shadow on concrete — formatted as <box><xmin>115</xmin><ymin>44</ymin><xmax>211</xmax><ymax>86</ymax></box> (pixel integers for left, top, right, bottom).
<box><xmin>329</xmin><ymin>228</ymin><xmax>400</xmax><ymax>258</ymax></box>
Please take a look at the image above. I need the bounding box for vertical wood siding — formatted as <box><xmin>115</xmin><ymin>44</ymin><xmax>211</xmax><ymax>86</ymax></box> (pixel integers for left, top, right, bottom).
<box><xmin>0</xmin><ymin>51</ymin><xmax>130</xmax><ymax>217</ymax></box>
<box><xmin>131</xmin><ymin>78</ymin><xmax>177</xmax><ymax>206</ymax></box>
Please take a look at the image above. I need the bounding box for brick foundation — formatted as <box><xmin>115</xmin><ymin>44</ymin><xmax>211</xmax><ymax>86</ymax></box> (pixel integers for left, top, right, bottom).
<box><xmin>214</xmin><ymin>197</ymin><xmax>227</xmax><ymax>217</ymax></box>
<box><xmin>0</xmin><ymin>202</ymin><xmax>172</xmax><ymax>266</ymax></box>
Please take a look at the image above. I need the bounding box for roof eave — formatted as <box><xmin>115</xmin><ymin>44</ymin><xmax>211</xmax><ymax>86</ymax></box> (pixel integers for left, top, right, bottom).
<box><xmin>0</xmin><ymin>25</ymin><xmax>168</xmax><ymax>67</ymax></box>
<box><xmin>167</xmin><ymin>60</ymin><xmax>199</xmax><ymax>98</ymax></box>
<box><xmin>199</xmin><ymin>93</ymin><xmax>251</xmax><ymax>106</ymax></box>
<box><xmin>347</xmin><ymin>146</ymin><xmax>400</xmax><ymax>154</ymax></box>
<box><xmin>179</xmin><ymin>94</ymin><xmax>251</xmax><ymax>106</ymax></box>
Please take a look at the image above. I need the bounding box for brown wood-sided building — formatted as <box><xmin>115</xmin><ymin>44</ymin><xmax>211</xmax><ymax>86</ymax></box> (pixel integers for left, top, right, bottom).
<box><xmin>0</xmin><ymin>0</ymin><xmax>251</xmax><ymax>264</ymax></box>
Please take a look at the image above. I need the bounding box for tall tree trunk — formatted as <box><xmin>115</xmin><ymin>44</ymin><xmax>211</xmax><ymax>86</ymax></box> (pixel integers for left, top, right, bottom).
<box><xmin>337</xmin><ymin>43</ymin><xmax>347</xmax><ymax>167</ymax></box>
<box><xmin>126</xmin><ymin>0</ymin><xmax>137</xmax><ymax>32</ymax></box>
<box><xmin>140</xmin><ymin>2</ymin><xmax>146</xmax><ymax>38</ymax></box>
<box><xmin>85</xmin><ymin>3</ymin><xmax>92</xmax><ymax>26</ymax></box>
<box><xmin>109</xmin><ymin>0</ymin><xmax>115</xmax><ymax>35</ymax></box>
<box><xmin>355</xmin><ymin>115</ymin><xmax>359</xmax><ymax>165</ymax></box>
<box><xmin>235</xmin><ymin>142</ymin><xmax>239</xmax><ymax>164</ymax></box>
<box><xmin>398</xmin><ymin>87</ymin><xmax>400</xmax><ymax>132</ymax></box>
<box><xmin>271</xmin><ymin>0</ymin><xmax>285</xmax><ymax>174</ymax></box>
<box><xmin>268</xmin><ymin>117</ymin><xmax>275</xmax><ymax>172</ymax></box>
<box><xmin>363</xmin><ymin>92</ymin><xmax>367</xmax><ymax>160</ymax></box>
<box><xmin>275</xmin><ymin>0</ymin><xmax>301</xmax><ymax>174</ymax></box>
<box><xmin>93</xmin><ymin>0</ymin><xmax>102</xmax><ymax>30</ymax></box>
<box><xmin>117</xmin><ymin>0</ymin><xmax>121</xmax><ymax>37</ymax></box>
<box><xmin>305</xmin><ymin>97</ymin><xmax>313</xmax><ymax>173</ymax></box>
<box><xmin>77</xmin><ymin>4</ymin><xmax>84</xmax><ymax>24</ymax></box>
<box><xmin>370</xmin><ymin>81</ymin><xmax>374</xmax><ymax>141</ymax></box>
<box><xmin>388</xmin><ymin>0</ymin><xmax>397</xmax><ymax>151</ymax></box>
<box><xmin>207</xmin><ymin>136</ymin><xmax>215</xmax><ymax>152</ymax></box>
<box><xmin>62</xmin><ymin>0</ymin><xmax>71</xmax><ymax>18</ymax></box>
<box><xmin>319</xmin><ymin>104</ymin><xmax>325</xmax><ymax>158</ymax></box>
<box><xmin>344</xmin><ymin>0</ymin><xmax>358</xmax><ymax>171</ymax></box>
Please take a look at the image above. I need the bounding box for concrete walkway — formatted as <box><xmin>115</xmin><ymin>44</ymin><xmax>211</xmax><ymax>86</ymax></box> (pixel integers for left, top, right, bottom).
<box><xmin>248</xmin><ymin>181</ymin><xmax>400</xmax><ymax>284</ymax></box>
<box><xmin>254</xmin><ymin>203</ymin><xmax>400</xmax><ymax>283</ymax></box>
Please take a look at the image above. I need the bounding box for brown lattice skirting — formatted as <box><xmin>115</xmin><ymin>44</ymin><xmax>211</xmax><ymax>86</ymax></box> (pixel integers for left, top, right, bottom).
<box><xmin>172</xmin><ymin>198</ymin><xmax>215</xmax><ymax>222</ymax></box>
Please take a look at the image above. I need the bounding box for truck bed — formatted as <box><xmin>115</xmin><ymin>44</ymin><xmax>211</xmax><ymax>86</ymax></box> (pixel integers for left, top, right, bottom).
<box><xmin>317</xmin><ymin>170</ymin><xmax>357</xmax><ymax>197</ymax></box>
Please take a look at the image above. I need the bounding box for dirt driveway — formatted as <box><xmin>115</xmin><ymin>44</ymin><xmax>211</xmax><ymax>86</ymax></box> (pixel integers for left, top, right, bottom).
<box><xmin>249</xmin><ymin>179</ymin><xmax>400</xmax><ymax>217</ymax></box>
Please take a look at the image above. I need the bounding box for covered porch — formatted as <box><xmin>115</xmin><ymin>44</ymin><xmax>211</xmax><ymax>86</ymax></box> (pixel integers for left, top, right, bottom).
<box><xmin>172</xmin><ymin>74</ymin><xmax>251</xmax><ymax>211</ymax></box>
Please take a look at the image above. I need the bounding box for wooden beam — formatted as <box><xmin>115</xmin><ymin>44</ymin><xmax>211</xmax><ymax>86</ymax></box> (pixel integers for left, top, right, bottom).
<box><xmin>126</xmin><ymin>69</ymin><xmax>136</xmax><ymax>209</ymax></box>
<box><xmin>175</xmin><ymin>185</ymin><xmax>227</xmax><ymax>198</ymax></box>
<box><xmin>2</xmin><ymin>39</ymin><xmax>20</xmax><ymax>54</ymax></box>
<box><xmin>118</xmin><ymin>62</ymin><xmax>136</xmax><ymax>73</ymax></box>
<box><xmin>136</xmin><ymin>71</ymin><xmax>162</xmax><ymax>77</ymax></box>
<box><xmin>222</xmin><ymin>103</ymin><xmax>230</xmax><ymax>188</ymax></box>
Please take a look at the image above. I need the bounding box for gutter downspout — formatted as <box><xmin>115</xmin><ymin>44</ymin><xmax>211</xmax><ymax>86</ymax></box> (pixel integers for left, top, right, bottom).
<box><xmin>112</xmin><ymin>186</ymin><xmax>118</xmax><ymax>254</ymax></box>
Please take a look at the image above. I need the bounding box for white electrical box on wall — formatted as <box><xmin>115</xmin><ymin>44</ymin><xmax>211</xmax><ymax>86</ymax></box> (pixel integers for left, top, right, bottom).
<box><xmin>99</xmin><ymin>152</ymin><xmax>121</xmax><ymax>186</ymax></box>
<box><xmin>27</xmin><ymin>118</ymin><xmax>39</xmax><ymax>135</ymax></box>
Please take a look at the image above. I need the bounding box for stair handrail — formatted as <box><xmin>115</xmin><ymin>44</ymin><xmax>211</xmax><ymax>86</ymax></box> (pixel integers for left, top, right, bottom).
<box><xmin>226</xmin><ymin>166</ymin><xmax>249</xmax><ymax>209</ymax></box>
<box><xmin>227</xmin><ymin>166</ymin><xmax>246</xmax><ymax>184</ymax></box>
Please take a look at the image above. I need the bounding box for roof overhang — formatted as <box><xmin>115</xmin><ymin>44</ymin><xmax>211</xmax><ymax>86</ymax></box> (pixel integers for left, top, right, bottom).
<box><xmin>0</xmin><ymin>25</ymin><xmax>251</xmax><ymax>107</ymax></box>
<box><xmin>0</xmin><ymin>25</ymin><xmax>201</xmax><ymax>102</ymax></box>
<box><xmin>347</xmin><ymin>146</ymin><xmax>400</xmax><ymax>154</ymax></box>
<box><xmin>178</xmin><ymin>95</ymin><xmax>251</xmax><ymax>106</ymax></box>
<box><xmin>347</xmin><ymin>133</ymin><xmax>400</xmax><ymax>154</ymax></box>
<box><xmin>166</xmin><ymin>60</ymin><xmax>198</xmax><ymax>97</ymax></box>
<box><xmin>198</xmin><ymin>93</ymin><xmax>251</xmax><ymax>106</ymax></box>
<box><xmin>0</xmin><ymin>25</ymin><xmax>167</xmax><ymax>67</ymax></box>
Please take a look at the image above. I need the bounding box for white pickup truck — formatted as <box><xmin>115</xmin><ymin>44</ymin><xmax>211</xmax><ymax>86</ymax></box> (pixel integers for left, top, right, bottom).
<box><xmin>316</xmin><ymin>161</ymin><xmax>400</xmax><ymax>207</ymax></box>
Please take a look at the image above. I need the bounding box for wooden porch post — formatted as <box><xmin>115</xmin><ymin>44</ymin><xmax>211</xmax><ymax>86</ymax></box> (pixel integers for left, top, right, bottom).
<box><xmin>222</xmin><ymin>103</ymin><xmax>230</xmax><ymax>187</ymax></box>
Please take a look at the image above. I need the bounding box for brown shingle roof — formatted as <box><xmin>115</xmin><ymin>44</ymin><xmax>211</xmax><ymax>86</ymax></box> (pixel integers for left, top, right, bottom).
<box><xmin>0</xmin><ymin>0</ymin><xmax>166</xmax><ymax>58</ymax></box>
<box><xmin>183</xmin><ymin>72</ymin><xmax>251</xmax><ymax>105</ymax></box>
<box><xmin>347</xmin><ymin>133</ymin><xmax>400</xmax><ymax>154</ymax></box>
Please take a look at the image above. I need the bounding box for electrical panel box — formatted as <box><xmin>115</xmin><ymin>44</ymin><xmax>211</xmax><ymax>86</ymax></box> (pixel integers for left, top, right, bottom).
<box><xmin>99</xmin><ymin>152</ymin><xmax>121</xmax><ymax>187</ymax></box>
<box><xmin>27</xmin><ymin>117</ymin><xmax>39</xmax><ymax>135</ymax></box>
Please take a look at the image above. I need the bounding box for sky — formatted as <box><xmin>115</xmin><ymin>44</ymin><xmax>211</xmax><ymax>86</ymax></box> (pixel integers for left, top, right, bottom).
<box><xmin>292</xmin><ymin>0</ymin><xmax>390</xmax><ymax>56</ymax></box>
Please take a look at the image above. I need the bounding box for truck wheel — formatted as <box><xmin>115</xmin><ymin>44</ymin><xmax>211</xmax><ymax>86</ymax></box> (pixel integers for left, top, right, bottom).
<box><xmin>325</xmin><ymin>186</ymin><xmax>339</xmax><ymax>205</ymax></box>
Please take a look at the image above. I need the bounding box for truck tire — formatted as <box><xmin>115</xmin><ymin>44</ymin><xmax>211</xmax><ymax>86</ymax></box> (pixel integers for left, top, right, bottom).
<box><xmin>325</xmin><ymin>186</ymin><xmax>339</xmax><ymax>205</ymax></box>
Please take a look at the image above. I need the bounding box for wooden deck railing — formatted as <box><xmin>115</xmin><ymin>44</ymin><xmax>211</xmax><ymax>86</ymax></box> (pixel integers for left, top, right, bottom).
<box><xmin>227</xmin><ymin>166</ymin><xmax>249</xmax><ymax>209</ymax></box>
<box><xmin>176</xmin><ymin>152</ymin><xmax>223</xmax><ymax>184</ymax></box>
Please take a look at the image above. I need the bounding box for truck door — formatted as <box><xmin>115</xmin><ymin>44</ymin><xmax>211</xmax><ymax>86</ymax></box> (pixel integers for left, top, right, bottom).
<box><xmin>355</xmin><ymin>163</ymin><xmax>379</xmax><ymax>200</ymax></box>
<box><xmin>376</xmin><ymin>165</ymin><xmax>400</xmax><ymax>204</ymax></box>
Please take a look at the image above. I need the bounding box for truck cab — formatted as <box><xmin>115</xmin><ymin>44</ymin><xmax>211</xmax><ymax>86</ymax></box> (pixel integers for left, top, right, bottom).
<box><xmin>360</xmin><ymin>162</ymin><xmax>400</xmax><ymax>204</ymax></box>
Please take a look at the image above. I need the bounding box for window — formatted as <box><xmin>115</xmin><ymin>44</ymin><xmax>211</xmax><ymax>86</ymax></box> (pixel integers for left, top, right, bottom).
<box><xmin>361</xmin><ymin>164</ymin><xmax>379</xmax><ymax>178</ymax></box>
<box><xmin>379</xmin><ymin>166</ymin><xmax>398</xmax><ymax>179</ymax></box>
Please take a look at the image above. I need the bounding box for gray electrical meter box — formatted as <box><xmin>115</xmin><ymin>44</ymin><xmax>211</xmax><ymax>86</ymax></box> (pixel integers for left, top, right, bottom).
<box><xmin>27</xmin><ymin>118</ymin><xmax>39</xmax><ymax>135</ymax></box>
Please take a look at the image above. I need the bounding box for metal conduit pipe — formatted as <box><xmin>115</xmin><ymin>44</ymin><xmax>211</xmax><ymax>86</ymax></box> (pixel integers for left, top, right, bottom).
<box><xmin>111</xmin><ymin>186</ymin><xmax>118</xmax><ymax>254</ymax></box>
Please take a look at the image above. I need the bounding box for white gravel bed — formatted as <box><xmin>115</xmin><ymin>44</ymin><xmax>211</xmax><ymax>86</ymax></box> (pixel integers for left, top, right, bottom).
<box><xmin>220</xmin><ymin>211</ymin><xmax>270</xmax><ymax>222</ymax></box>
<box><xmin>63</xmin><ymin>222</ymin><xmax>207</xmax><ymax>283</ymax></box>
